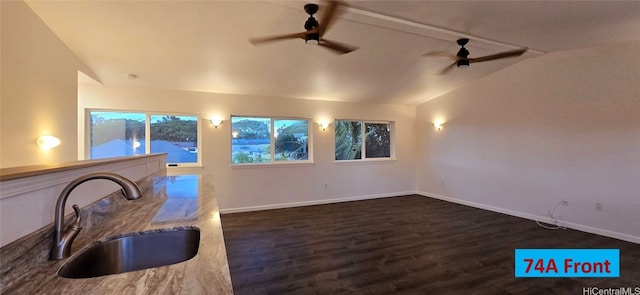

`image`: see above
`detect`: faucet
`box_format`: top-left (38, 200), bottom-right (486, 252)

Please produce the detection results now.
top-left (49, 172), bottom-right (142, 260)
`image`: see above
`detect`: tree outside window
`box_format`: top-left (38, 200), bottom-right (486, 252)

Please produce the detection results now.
top-left (150, 115), bottom-right (198, 163)
top-left (335, 120), bottom-right (392, 160)
top-left (275, 119), bottom-right (308, 161)
top-left (231, 116), bottom-right (310, 164)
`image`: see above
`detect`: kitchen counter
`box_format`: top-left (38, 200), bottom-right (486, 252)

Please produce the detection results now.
top-left (0, 174), bottom-right (234, 294)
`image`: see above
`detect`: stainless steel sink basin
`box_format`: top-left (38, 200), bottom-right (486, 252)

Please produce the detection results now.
top-left (58, 227), bottom-right (200, 279)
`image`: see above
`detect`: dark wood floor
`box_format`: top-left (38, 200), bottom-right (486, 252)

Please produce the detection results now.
top-left (220, 195), bottom-right (640, 295)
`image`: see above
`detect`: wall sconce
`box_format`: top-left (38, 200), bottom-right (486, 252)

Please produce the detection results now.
top-left (209, 118), bottom-right (223, 128)
top-left (37, 135), bottom-right (61, 149)
top-left (320, 122), bottom-right (331, 131)
top-left (433, 122), bottom-right (444, 131)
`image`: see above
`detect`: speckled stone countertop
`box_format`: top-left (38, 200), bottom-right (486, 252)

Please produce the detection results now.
top-left (0, 174), bottom-right (234, 294)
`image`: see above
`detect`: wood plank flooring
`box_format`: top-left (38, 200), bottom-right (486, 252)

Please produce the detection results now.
top-left (220, 195), bottom-right (640, 294)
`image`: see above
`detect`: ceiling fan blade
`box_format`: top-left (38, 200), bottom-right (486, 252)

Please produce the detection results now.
top-left (318, 0), bottom-right (342, 37)
top-left (422, 51), bottom-right (457, 61)
top-left (249, 31), bottom-right (308, 45)
top-left (318, 38), bottom-right (358, 54)
top-left (437, 61), bottom-right (458, 75)
top-left (469, 48), bottom-right (528, 63)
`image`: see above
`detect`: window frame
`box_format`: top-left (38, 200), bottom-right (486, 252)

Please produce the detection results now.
top-left (230, 115), bottom-right (314, 166)
top-left (334, 119), bottom-right (395, 162)
top-left (85, 109), bottom-right (202, 167)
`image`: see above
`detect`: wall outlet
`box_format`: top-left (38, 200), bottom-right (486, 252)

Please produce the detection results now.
top-left (324, 183), bottom-right (328, 190)
top-left (595, 202), bottom-right (603, 211)
top-left (561, 200), bottom-right (569, 206)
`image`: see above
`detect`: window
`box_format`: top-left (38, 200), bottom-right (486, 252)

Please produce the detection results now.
top-left (88, 110), bottom-right (200, 166)
top-left (231, 116), bottom-right (310, 164)
top-left (275, 119), bottom-right (309, 161)
top-left (89, 111), bottom-right (146, 158)
top-left (150, 115), bottom-right (198, 164)
top-left (335, 120), bottom-right (392, 161)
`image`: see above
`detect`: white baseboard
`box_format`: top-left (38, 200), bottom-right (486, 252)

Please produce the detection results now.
top-left (219, 191), bottom-right (415, 214)
top-left (417, 191), bottom-right (640, 244)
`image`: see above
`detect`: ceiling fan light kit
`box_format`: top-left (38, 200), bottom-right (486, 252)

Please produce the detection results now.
top-left (305, 33), bottom-right (320, 45)
top-left (457, 59), bottom-right (470, 68)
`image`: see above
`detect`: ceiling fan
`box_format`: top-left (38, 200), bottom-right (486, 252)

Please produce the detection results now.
top-left (424, 38), bottom-right (527, 74)
top-left (249, 0), bottom-right (358, 54)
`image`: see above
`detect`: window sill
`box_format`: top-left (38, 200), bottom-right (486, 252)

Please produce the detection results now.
top-left (166, 164), bottom-right (202, 168)
top-left (334, 158), bottom-right (396, 165)
top-left (230, 162), bottom-right (315, 169)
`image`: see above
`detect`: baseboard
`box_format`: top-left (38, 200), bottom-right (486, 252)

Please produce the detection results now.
top-left (220, 191), bottom-right (416, 214)
top-left (417, 191), bottom-right (640, 244)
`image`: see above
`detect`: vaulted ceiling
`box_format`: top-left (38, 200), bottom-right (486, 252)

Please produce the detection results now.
top-left (26, 0), bottom-right (640, 105)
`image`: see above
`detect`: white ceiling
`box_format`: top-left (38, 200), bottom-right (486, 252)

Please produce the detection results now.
top-left (26, 0), bottom-right (640, 105)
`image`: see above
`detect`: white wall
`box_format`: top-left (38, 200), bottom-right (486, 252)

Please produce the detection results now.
top-left (79, 85), bottom-right (417, 211)
top-left (416, 40), bottom-right (640, 243)
top-left (0, 1), bottom-right (92, 168)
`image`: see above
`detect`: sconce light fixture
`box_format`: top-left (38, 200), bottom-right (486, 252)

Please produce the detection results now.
top-left (37, 135), bottom-right (61, 149)
top-left (433, 122), bottom-right (444, 131)
top-left (320, 122), bottom-right (331, 131)
top-left (209, 118), bottom-right (223, 128)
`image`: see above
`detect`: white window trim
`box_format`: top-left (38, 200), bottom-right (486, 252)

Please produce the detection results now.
top-left (148, 112), bottom-right (203, 167)
top-left (334, 119), bottom-right (396, 162)
top-left (230, 115), bottom-right (314, 165)
top-left (85, 109), bottom-right (202, 167)
top-left (230, 162), bottom-right (316, 169)
top-left (334, 158), bottom-right (397, 165)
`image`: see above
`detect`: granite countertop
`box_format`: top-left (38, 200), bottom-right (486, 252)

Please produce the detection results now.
top-left (1, 174), bottom-right (234, 294)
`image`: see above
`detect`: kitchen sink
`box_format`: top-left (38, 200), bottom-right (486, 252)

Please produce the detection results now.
top-left (58, 227), bottom-right (200, 279)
